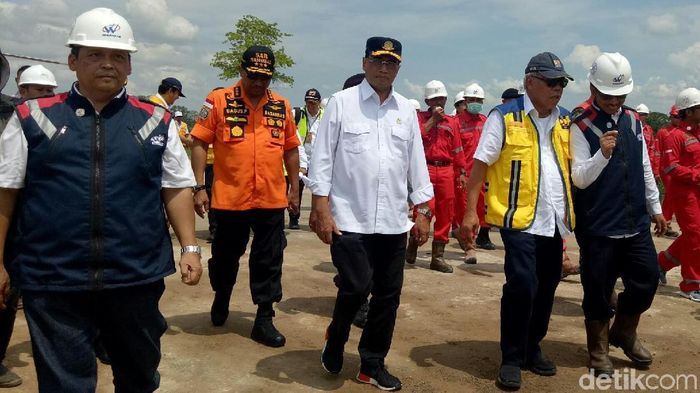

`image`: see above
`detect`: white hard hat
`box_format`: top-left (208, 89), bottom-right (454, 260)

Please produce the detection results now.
top-left (464, 83), bottom-right (485, 99)
top-left (0, 49), bottom-right (9, 91)
top-left (454, 91), bottom-right (465, 104)
top-left (587, 52), bottom-right (633, 96)
top-left (635, 104), bottom-right (650, 114)
top-left (408, 98), bottom-right (421, 110)
top-left (66, 8), bottom-right (137, 52)
top-left (424, 80), bottom-right (447, 99)
top-left (675, 87), bottom-right (700, 111)
top-left (18, 65), bottom-right (58, 87)
top-left (174, 111), bottom-right (183, 117)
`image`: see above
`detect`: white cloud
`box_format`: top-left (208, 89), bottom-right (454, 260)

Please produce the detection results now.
top-left (668, 41), bottom-right (700, 75)
top-left (126, 0), bottom-right (198, 41)
top-left (566, 44), bottom-right (601, 70)
top-left (646, 14), bottom-right (680, 35)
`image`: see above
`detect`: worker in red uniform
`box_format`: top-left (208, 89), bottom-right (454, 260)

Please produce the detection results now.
top-left (658, 88), bottom-right (700, 302)
top-left (454, 83), bottom-right (492, 264)
top-left (405, 80), bottom-right (466, 273)
top-left (657, 105), bottom-right (681, 241)
top-left (636, 104), bottom-right (660, 178)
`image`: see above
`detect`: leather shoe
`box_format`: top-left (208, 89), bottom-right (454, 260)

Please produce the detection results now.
top-left (496, 364), bottom-right (521, 390)
top-left (525, 352), bottom-right (557, 376)
top-left (251, 319), bottom-right (286, 347)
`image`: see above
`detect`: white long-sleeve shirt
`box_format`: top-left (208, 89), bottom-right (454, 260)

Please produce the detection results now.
top-left (474, 92), bottom-right (570, 238)
top-left (569, 107), bottom-right (661, 237)
top-left (307, 79), bottom-right (434, 234)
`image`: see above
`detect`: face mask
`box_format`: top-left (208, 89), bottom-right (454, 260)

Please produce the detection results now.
top-left (467, 102), bottom-right (482, 114)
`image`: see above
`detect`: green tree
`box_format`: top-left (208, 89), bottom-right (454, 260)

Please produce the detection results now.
top-left (646, 112), bottom-right (669, 133)
top-left (210, 15), bottom-right (294, 86)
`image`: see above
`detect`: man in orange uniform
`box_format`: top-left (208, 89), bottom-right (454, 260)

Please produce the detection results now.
top-left (657, 105), bottom-right (681, 241)
top-left (190, 46), bottom-right (300, 346)
top-left (658, 88), bottom-right (700, 302)
top-left (454, 83), bottom-right (492, 264)
top-left (406, 80), bottom-right (466, 273)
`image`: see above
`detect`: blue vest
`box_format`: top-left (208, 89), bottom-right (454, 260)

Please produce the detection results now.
top-left (11, 86), bottom-right (175, 291)
top-left (572, 104), bottom-right (650, 236)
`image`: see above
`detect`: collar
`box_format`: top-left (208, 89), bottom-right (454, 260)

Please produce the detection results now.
top-left (69, 82), bottom-right (128, 115)
top-left (523, 92), bottom-right (560, 119)
top-left (359, 78), bottom-right (396, 105)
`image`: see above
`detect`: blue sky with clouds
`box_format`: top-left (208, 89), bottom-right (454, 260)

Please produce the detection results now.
top-left (1, 0), bottom-right (699, 114)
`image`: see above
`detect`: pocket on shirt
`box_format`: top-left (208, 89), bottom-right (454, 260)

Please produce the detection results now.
top-left (505, 126), bottom-right (532, 159)
top-left (342, 124), bottom-right (371, 154)
top-left (390, 125), bottom-right (411, 158)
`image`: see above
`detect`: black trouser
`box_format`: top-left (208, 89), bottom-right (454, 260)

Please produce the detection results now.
top-left (204, 164), bottom-right (217, 236)
top-left (326, 232), bottom-right (406, 370)
top-left (209, 208), bottom-right (286, 305)
top-left (500, 228), bottom-right (563, 367)
top-left (576, 230), bottom-right (659, 321)
top-left (0, 287), bottom-right (19, 364)
top-left (285, 177), bottom-right (304, 223)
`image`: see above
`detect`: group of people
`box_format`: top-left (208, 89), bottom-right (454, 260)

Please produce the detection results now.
top-left (0, 6), bottom-right (697, 393)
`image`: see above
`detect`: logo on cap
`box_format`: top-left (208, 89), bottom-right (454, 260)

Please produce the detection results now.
top-left (590, 62), bottom-right (598, 75)
top-left (102, 24), bottom-right (121, 35)
top-left (553, 59), bottom-right (562, 68)
top-left (383, 41), bottom-right (394, 51)
top-left (612, 74), bottom-right (625, 84)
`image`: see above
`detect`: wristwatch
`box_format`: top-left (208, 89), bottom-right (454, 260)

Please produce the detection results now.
top-left (416, 206), bottom-right (433, 219)
top-left (181, 245), bottom-right (202, 256)
top-left (192, 184), bottom-right (206, 193)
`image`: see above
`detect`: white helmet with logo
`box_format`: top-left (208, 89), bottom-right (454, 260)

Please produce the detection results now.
top-left (454, 91), bottom-right (465, 104)
top-left (424, 80), bottom-right (447, 99)
top-left (408, 99), bottom-right (421, 110)
top-left (66, 8), bottom-right (137, 52)
top-left (464, 83), bottom-right (485, 99)
top-left (587, 52), bottom-right (633, 96)
top-left (635, 103), bottom-right (649, 114)
top-left (675, 88), bottom-right (700, 111)
top-left (18, 65), bottom-right (58, 87)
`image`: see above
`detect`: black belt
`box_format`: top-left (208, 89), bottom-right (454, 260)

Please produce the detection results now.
top-left (426, 160), bottom-right (451, 167)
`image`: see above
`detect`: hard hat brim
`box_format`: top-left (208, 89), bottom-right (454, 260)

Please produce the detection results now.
top-left (590, 80), bottom-right (634, 96)
top-left (66, 41), bottom-right (138, 53)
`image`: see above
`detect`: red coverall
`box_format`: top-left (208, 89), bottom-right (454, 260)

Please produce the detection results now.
top-left (454, 111), bottom-right (487, 229)
top-left (642, 123), bottom-right (660, 178)
top-left (658, 123), bottom-right (700, 293)
top-left (417, 110), bottom-right (466, 243)
top-left (657, 126), bottom-right (675, 220)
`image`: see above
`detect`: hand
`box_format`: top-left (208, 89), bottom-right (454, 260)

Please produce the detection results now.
top-left (312, 208), bottom-right (341, 244)
top-left (651, 214), bottom-right (667, 237)
top-left (458, 174), bottom-right (468, 190)
top-left (600, 130), bottom-right (618, 159)
top-left (287, 186), bottom-right (300, 215)
top-left (0, 265), bottom-right (9, 310)
top-left (459, 210), bottom-right (479, 245)
top-left (413, 213), bottom-right (431, 246)
top-left (430, 106), bottom-right (445, 122)
top-left (300, 168), bottom-right (308, 176)
top-left (179, 252), bottom-right (203, 285)
top-left (193, 189), bottom-right (209, 218)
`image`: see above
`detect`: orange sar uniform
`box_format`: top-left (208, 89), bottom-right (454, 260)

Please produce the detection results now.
top-left (190, 81), bottom-right (299, 306)
top-left (454, 111), bottom-right (487, 228)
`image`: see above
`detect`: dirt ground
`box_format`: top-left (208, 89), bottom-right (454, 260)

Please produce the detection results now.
top-left (5, 191), bottom-right (700, 392)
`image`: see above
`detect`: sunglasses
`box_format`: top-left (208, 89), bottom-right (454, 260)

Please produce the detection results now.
top-left (531, 74), bottom-right (568, 88)
top-left (367, 57), bottom-right (401, 70)
top-left (246, 72), bottom-right (272, 81)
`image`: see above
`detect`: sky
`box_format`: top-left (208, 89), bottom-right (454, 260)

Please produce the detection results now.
top-left (1, 0), bottom-right (699, 115)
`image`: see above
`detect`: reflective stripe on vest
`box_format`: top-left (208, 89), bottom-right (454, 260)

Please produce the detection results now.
top-left (138, 106), bottom-right (166, 141)
top-left (27, 99), bottom-right (58, 139)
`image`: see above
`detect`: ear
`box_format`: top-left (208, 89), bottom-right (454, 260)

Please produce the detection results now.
top-left (68, 54), bottom-right (78, 72)
top-left (361, 57), bottom-right (368, 73)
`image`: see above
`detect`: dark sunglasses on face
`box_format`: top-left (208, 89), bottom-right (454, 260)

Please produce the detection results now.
top-left (532, 74), bottom-right (568, 88)
top-left (247, 72), bottom-right (272, 81)
top-left (367, 57), bottom-right (400, 69)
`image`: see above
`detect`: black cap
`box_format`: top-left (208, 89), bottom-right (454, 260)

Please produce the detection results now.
top-left (365, 37), bottom-right (402, 61)
top-left (525, 52), bottom-right (573, 80)
top-left (161, 77), bottom-right (185, 97)
top-left (501, 88), bottom-right (522, 100)
top-left (242, 45), bottom-right (275, 77)
top-left (304, 88), bottom-right (321, 102)
top-left (343, 73), bottom-right (365, 90)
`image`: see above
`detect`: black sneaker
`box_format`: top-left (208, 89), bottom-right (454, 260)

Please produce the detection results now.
top-left (357, 365), bottom-right (402, 391)
top-left (496, 364), bottom-right (521, 390)
top-left (353, 300), bottom-right (369, 328)
top-left (475, 236), bottom-right (496, 250)
top-left (525, 352), bottom-right (556, 376)
top-left (289, 218), bottom-right (300, 230)
top-left (321, 327), bottom-right (343, 374)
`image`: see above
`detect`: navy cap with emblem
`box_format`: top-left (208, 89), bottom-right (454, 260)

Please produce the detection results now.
top-left (304, 88), bottom-right (321, 102)
top-left (365, 37), bottom-right (402, 61)
top-left (525, 52), bottom-right (573, 80)
top-left (242, 46), bottom-right (275, 77)
top-left (161, 77), bottom-right (186, 97)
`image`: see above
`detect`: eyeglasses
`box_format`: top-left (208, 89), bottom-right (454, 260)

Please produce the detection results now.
top-left (531, 74), bottom-right (568, 88)
top-left (367, 57), bottom-right (400, 70)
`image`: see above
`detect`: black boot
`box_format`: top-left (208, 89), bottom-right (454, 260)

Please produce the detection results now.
top-left (475, 227), bottom-right (496, 250)
top-left (251, 304), bottom-right (286, 347)
top-left (210, 289), bottom-right (232, 326)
